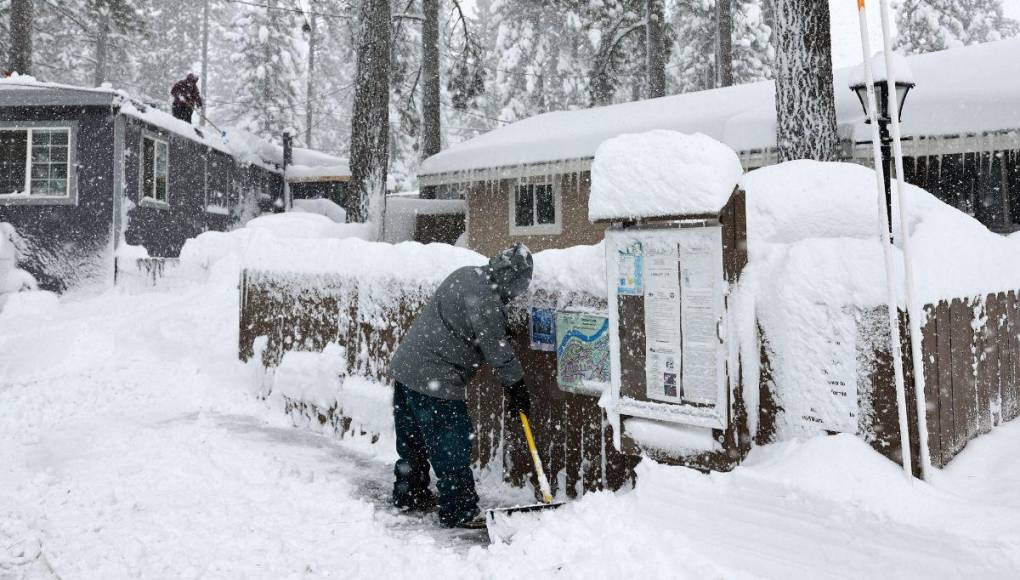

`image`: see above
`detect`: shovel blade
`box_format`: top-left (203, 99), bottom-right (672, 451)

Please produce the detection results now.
top-left (485, 502), bottom-right (566, 544)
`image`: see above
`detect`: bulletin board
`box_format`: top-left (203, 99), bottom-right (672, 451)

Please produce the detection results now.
top-left (605, 224), bottom-right (729, 430)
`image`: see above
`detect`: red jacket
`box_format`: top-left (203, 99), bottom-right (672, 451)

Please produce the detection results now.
top-left (171, 77), bottom-right (203, 108)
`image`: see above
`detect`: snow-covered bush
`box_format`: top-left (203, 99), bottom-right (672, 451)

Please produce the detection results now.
top-left (0, 223), bottom-right (39, 308)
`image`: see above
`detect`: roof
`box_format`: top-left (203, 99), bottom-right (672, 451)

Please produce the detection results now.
top-left (419, 38), bottom-right (1020, 179)
top-left (0, 76), bottom-right (285, 170)
top-left (287, 147), bottom-right (351, 183)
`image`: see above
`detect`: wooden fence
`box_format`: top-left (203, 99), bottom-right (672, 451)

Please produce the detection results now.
top-left (913, 292), bottom-right (1020, 468)
top-left (239, 270), bottom-right (639, 498)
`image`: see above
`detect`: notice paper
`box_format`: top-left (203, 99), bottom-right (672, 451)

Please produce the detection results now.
top-left (679, 245), bottom-right (719, 405)
top-left (617, 241), bottom-right (644, 296)
top-left (644, 243), bottom-right (683, 403)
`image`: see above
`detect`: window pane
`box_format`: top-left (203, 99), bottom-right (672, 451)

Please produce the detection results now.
top-left (31, 179), bottom-right (50, 196)
top-left (0, 131), bottom-right (28, 194)
top-left (142, 138), bottom-right (155, 197)
top-left (33, 131), bottom-right (50, 146)
top-left (50, 163), bottom-right (67, 179)
top-left (31, 163), bottom-right (49, 180)
top-left (515, 184), bottom-right (534, 227)
top-left (50, 179), bottom-right (67, 195)
top-left (536, 184), bottom-right (556, 225)
top-left (156, 176), bottom-right (168, 202)
top-left (51, 146), bottom-right (68, 163)
top-left (48, 130), bottom-right (68, 146)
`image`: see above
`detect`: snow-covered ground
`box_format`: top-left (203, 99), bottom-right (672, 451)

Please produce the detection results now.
top-left (2, 268), bottom-right (1020, 579)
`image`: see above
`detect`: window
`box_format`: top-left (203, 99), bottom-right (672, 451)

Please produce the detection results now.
top-left (510, 182), bottom-right (560, 235)
top-left (140, 135), bottom-right (169, 204)
top-left (0, 127), bottom-right (72, 199)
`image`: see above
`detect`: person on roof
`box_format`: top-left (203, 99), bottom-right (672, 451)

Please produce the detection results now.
top-left (171, 73), bottom-right (203, 123)
top-left (386, 243), bottom-right (534, 529)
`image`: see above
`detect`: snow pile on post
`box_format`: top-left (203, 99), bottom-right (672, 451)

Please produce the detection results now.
top-left (588, 131), bottom-right (743, 222)
top-left (848, 50), bottom-right (915, 87)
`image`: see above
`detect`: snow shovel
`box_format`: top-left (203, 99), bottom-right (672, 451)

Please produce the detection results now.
top-left (485, 410), bottom-right (565, 542)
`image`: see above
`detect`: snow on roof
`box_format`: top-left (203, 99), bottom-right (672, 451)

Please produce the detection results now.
top-left (420, 38), bottom-right (1020, 178)
top-left (589, 131), bottom-right (744, 221)
top-left (287, 147), bottom-right (351, 181)
top-left (0, 75), bottom-right (286, 170)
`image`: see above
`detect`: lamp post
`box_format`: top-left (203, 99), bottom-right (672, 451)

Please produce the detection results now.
top-left (851, 77), bottom-right (914, 240)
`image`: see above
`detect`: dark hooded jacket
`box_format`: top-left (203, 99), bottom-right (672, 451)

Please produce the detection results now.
top-left (387, 245), bottom-right (533, 400)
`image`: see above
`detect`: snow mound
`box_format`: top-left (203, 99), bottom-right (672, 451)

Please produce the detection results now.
top-left (589, 131), bottom-right (744, 222)
top-left (291, 198), bottom-right (347, 223)
top-left (243, 212), bottom-right (371, 240)
top-left (740, 160), bottom-right (1020, 303)
top-left (272, 343), bottom-right (346, 410)
top-left (531, 242), bottom-right (606, 298)
top-left (0, 290), bottom-right (58, 321)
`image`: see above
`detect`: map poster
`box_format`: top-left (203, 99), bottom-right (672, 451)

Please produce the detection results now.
top-left (555, 310), bottom-right (611, 395)
top-left (644, 243), bottom-right (684, 403)
top-left (617, 241), bottom-right (644, 296)
top-left (529, 305), bottom-right (556, 351)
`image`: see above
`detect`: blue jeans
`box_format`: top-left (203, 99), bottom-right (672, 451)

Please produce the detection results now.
top-left (392, 382), bottom-right (479, 526)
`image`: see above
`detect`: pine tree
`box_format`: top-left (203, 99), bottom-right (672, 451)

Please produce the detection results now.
top-left (350, 0), bottom-right (390, 229)
top-left (896, 0), bottom-right (1020, 55)
top-left (772, 0), bottom-right (839, 162)
top-left (8, 0), bottom-right (32, 75)
top-left (670, 0), bottom-right (773, 94)
top-left (226, 0), bottom-right (304, 139)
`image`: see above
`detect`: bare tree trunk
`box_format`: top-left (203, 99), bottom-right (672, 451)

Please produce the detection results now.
top-left (349, 0), bottom-right (390, 235)
top-left (201, 0), bottom-right (209, 125)
top-left (716, 0), bottom-right (733, 87)
top-left (645, 0), bottom-right (666, 98)
top-left (94, 9), bottom-right (111, 86)
top-left (773, 0), bottom-right (839, 162)
top-left (305, 10), bottom-right (317, 148)
top-left (9, 0), bottom-right (33, 75)
top-left (420, 0), bottom-right (441, 199)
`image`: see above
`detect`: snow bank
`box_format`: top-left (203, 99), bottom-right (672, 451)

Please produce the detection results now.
top-left (291, 198), bottom-right (347, 223)
top-left (244, 212), bottom-right (370, 239)
top-left (589, 131), bottom-right (744, 221)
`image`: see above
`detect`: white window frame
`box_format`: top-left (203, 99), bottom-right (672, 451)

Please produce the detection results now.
top-left (508, 179), bottom-right (562, 236)
top-left (0, 123), bottom-right (77, 205)
top-left (139, 133), bottom-right (170, 208)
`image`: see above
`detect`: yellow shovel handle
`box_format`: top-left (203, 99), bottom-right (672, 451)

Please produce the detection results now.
top-left (519, 411), bottom-right (554, 504)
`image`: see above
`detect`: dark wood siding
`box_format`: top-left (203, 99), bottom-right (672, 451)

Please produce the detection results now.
top-left (0, 106), bottom-right (115, 291)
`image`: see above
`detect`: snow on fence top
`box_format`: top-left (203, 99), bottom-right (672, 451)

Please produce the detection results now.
top-left (419, 38), bottom-right (1020, 179)
top-left (588, 131), bottom-right (744, 221)
top-left (0, 76), bottom-right (284, 169)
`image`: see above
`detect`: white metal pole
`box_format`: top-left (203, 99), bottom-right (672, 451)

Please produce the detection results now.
top-left (854, 0), bottom-right (913, 479)
top-left (200, 0), bottom-right (210, 127)
top-left (878, 0), bottom-right (931, 480)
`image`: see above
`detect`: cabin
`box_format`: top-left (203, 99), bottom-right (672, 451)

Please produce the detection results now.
top-left (0, 78), bottom-right (287, 292)
top-left (417, 38), bottom-right (1020, 257)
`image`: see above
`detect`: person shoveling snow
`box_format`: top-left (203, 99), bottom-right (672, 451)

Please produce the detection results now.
top-left (386, 243), bottom-right (535, 529)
